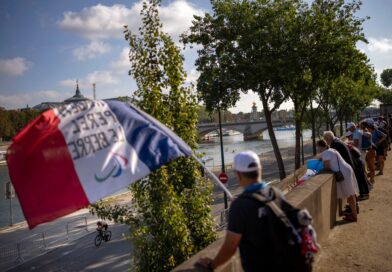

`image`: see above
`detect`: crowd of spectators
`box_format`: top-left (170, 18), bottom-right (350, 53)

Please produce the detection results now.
top-left (316, 114), bottom-right (391, 222)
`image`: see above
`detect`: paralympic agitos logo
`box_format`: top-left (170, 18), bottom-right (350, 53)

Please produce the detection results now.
top-left (94, 152), bottom-right (129, 182)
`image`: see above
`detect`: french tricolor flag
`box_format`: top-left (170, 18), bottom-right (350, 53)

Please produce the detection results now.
top-left (7, 100), bottom-right (193, 229)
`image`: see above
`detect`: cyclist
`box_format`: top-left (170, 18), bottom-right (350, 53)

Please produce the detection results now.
top-left (96, 221), bottom-right (108, 234)
top-left (94, 221), bottom-right (111, 246)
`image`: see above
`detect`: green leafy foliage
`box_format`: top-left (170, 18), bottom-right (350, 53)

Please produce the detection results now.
top-left (377, 86), bottom-right (392, 104)
top-left (182, 0), bottom-right (308, 179)
top-left (283, 0), bottom-right (371, 168)
top-left (90, 1), bottom-right (216, 271)
top-left (315, 51), bottom-right (377, 135)
top-left (380, 68), bottom-right (392, 88)
top-left (0, 108), bottom-right (41, 140)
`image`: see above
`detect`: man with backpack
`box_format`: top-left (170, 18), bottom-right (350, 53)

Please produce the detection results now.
top-left (196, 151), bottom-right (318, 271)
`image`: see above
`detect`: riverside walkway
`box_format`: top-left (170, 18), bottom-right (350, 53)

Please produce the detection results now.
top-left (314, 156), bottom-right (392, 271)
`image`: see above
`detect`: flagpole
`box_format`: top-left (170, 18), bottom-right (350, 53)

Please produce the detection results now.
top-left (191, 154), bottom-right (234, 201)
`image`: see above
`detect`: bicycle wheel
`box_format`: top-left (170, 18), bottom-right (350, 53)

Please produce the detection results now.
top-left (95, 234), bottom-right (102, 247)
top-left (105, 231), bottom-right (112, 242)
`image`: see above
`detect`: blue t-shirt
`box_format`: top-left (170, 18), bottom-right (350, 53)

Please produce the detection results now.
top-left (372, 129), bottom-right (384, 144)
top-left (352, 129), bottom-right (362, 147)
top-left (361, 132), bottom-right (372, 150)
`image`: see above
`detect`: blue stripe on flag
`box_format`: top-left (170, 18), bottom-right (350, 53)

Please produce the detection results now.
top-left (104, 100), bottom-right (191, 171)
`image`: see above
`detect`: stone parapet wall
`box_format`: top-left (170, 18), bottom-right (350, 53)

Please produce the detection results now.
top-left (174, 173), bottom-right (337, 271)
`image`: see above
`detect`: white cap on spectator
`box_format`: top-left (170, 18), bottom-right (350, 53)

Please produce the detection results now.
top-left (346, 122), bottom-right (356, 130)
top-left (233, 151), bottom-right (261, 173)
top-left (345, 131), bottom-right (353, 137)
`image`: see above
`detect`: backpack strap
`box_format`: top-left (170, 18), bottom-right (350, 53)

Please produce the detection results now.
top-left (245, 187), bottom-right (302, 244)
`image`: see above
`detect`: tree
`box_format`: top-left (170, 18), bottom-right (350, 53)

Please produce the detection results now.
top-left (377, 86), bottom-right (392, 104)
top-left (378, 68), bottom-right (392, 104)
top-left (380, 68), bottom-right (392, 88)
top-left (90, 1), bottom-right (216, 271)
top-left (303, 102), bottom-right (326, 155)
top-left (183, 0), bottom-right (305, 179)
top-left (0, 108), bottom-right (12, 140)
top-left (284, 0), bottom-right (369, 168)
top-left (0, 108), bottom-right (41, 140)
top-left (315, 51), bottom-right (376, 137)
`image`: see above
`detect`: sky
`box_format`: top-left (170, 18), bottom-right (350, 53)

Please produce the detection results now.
top-left (0, 0), bottom-right (391, 113)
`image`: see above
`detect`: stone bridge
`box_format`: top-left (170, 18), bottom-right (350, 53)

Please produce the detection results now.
top-left (197, 119), bottom-right (294, 141)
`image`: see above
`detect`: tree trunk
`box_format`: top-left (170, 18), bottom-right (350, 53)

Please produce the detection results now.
top-left (339, 119), bottom-right (343, 137)
top-left (295, 116), bottom-right (302, 169)
top-left (261, 98), bottom-right (286, 180)
top-left (329, 120), bottom-right (335, 135)
top-left (316, 121), bottom-right (323, 141)
top-left (310, 103), bottom-right (316, 156)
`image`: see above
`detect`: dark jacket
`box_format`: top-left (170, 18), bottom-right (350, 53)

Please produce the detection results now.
top-left (331, 138), bottom-right (354, 168)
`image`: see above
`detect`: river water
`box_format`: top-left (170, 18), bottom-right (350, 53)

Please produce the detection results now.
top-left (198, 129), bottom-right (312, 169)
top-left (0, 129), bottom-right (311, 228)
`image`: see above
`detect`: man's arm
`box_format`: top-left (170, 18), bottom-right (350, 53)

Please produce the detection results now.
top-left (197, 231), bottom-right (242, 270)
top-left (377, 131), bottom-right (387, 144)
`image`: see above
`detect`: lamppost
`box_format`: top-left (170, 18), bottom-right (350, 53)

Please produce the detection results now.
top-left (5, 181), bottom-right (14, 226)
top-left (218, 106), bottom-right (228, 209)
top-left (211, 79), bottom-right (229, 210)
top-left (301, 129), bottom-right (304, 165)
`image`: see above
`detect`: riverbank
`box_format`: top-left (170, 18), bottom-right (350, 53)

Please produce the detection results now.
top-left (209, 140), bottom-right (315, 220)
top-left (210, 140), bottom-right (314, 181)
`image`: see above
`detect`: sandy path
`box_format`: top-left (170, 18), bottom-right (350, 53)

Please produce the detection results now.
top-left (314, 154), bottom-right (392, 272)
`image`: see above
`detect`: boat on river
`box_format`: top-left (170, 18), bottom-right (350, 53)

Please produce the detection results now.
top-left (274, 125), bottom-right (295, 131)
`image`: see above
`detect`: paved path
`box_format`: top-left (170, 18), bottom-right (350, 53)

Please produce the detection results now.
top-left (0, 193), bottom-right (133, 272)
top-left (7, 224), bottom-right (132, 272)
top-left (314, 155), bottom-right (392, 272)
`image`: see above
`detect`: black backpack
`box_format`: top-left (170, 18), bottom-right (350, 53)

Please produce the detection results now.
top-left (241, 186), bottom-right (319, 272)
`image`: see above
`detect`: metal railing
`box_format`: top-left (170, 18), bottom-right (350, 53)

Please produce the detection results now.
top-left (0, 215), bottom-right (90, 271)
top-left (66, 216), bottom-right (89, 240)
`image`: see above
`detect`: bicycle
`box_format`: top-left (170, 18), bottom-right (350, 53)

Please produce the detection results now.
top-left (94, 229), bottom-right (112, 247)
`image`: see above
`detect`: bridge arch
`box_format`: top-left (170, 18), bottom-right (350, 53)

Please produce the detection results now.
top-left (197, 119), bottom-right (294, 141)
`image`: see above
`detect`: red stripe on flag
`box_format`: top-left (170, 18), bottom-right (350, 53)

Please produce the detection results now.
top-left (7, 109), bottom-right (89, 229)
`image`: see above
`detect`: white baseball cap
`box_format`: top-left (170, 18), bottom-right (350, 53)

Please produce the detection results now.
top-left (346, 122), bottom-right (356, 130)
top-left (232, 151), bottom-right (261, 172)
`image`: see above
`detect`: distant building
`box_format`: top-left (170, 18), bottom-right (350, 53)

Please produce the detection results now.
top-left (33, 81), bottom-right (90, 111)
top-left (250, 102), bottom-right (259, 120)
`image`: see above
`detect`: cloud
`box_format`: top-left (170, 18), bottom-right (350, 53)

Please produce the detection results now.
top-left (186, 68), bottom-right (199, 84)
top-left (58, 4), bottom-right (139, 40)
top-left (0, 90), bottom-right (72, 109)
top-left (159, 0), bottom-right (203, 40)
top-left (0, 57), bottom-right (32, 76)
top-left (58, 1), bottom-right (203, 41)
top-left (37, 90), bottom-right (67, 100)
top-left (367, 37), bottom-right (392, 53)
top-left (111, 47), bottom-right (130, 74)
top-left (73, 41), bottom-right (111, 60)
top-left (60, 70), bottom-right (119, 90)
top-left (86, 71), bottom-right (119, 85)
